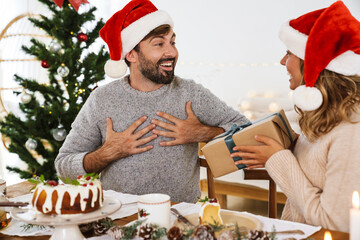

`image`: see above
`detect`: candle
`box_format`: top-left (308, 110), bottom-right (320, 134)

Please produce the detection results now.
top-left (350, 191), bottom-right (360, 240)
top-left (324, 231), bottom-right (332, 240)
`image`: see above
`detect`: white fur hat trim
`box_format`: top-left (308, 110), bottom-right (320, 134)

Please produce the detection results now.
top-left (121, 10), bottom-right (174, 59)
top-left (279, 21), bottom-right (360, 76)
top-left (104, 60), bottom-right (127, 79)
top-left (293, 85), bottom-right (323, 111)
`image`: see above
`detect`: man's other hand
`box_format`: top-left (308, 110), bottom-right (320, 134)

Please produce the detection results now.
top-left (151, 101), bottom-right (224, 146)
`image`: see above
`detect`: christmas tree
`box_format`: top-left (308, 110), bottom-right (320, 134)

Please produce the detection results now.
top-left (0, 0), bottom-right (109, 180)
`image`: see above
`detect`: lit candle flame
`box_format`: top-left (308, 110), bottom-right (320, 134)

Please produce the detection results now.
top-left (353, 191), bottom-right (360, 209)
top-left (324, 231), bottom-right (332, 240)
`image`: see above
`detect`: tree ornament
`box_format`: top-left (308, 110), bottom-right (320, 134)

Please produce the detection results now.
top-left (25, 138), bottom-right (37, 151)
top-left (52, 124), bottom-right (67, 141)
top-left (49, 40), bottom-right (61, 53)
top-left (20, 92), bottom-right (32, 104)
top-left (41, 60), bottom-right (50, 68)
top-left (77, 32), bottom-right (88, 42)
top-left (57, 63), bottom-right (70, 77)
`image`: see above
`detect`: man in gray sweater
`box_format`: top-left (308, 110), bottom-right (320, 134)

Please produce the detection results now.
top-left (55, 0), bottom-right (249, 203)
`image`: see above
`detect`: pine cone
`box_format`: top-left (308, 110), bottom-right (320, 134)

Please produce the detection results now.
top-left (217, 229), bottom-right (235, 240)
top-left (79, 217), bottom-right (114, 237)
top-left (167, 226), bottom-right (183, 240)
top-left (139, 224), bottom-right (153, 240)
top-left (93, 220), bottom-right (109, 235)
top-left (248, 230), bottom-right (270, 240)
top-left (79, 222), bottom-right (93, 234)
top-left (190, 225), bottom-right (215, 240)
top-left (107, 225), bottom-right (125, 240)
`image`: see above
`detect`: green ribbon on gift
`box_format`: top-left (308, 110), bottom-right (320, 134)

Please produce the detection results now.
top-left (212, 112), bottom-right (294, 170)
top-left (211, 122), bottom-right (252, 170)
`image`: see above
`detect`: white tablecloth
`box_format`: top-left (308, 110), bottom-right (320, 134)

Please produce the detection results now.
top-left (1, 190), bottom-right (139, 237)
top-left (1, 191), bottom-right (321, 240)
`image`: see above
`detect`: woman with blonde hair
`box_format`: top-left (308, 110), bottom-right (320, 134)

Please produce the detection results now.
top-left (232, 1), bottom-right (360, 232)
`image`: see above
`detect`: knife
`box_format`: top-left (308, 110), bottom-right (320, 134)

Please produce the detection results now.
top-left (0, 201), bottom-right (29, 207)
top-left (170, 208), bottom-right (195, 227)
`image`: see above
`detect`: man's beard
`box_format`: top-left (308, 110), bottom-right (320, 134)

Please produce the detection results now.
top-left (138, 51), bottom-right (176, 85)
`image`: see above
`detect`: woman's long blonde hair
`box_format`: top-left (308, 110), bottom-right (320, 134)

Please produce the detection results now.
top-left (296, 60), bottom-right (360, 141)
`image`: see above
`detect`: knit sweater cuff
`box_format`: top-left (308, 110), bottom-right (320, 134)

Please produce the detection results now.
top-left (57, 152), bottom-right (88, 179)
top-left (74, 152), bottom-right (88, 175)
top-left (265, 149), bottom-right (298, 197)
top-left (266, 149), bottom-right (293, 169)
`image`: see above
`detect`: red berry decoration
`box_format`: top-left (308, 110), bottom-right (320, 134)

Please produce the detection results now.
top-left (77, 175), bottom-right (82, 179)
top-left (47, 180), bottom-right (58, 186)
top-left (89, 182), bottom-right (94, 186)
top-left (41, 60), bottom-right (50, 68)
top-left (85, 176), bottom-right (91, 180)
top-left (139, 209), bottom-right (149, 217)
top-left (82, 183), bottom-right (87, 187)
top-left (209, 198), bottom-right (218, 203)
top-left (77, 33), bottom-right (88, 42)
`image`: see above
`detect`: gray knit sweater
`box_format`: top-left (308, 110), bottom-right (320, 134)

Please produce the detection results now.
top-left (55, 76), bottom-right (249, 202)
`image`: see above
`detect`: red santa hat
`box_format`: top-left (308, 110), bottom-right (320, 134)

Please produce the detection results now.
top-left (99, 0), bottom-right (174, 78)
top-left (279, 1), bottom-right (360, 111)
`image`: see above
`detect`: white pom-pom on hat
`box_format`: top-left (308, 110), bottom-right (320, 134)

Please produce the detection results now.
top-left (104, 60), bottom-right (127, 79)
top-left (293, 85), bottom-right (323, 111)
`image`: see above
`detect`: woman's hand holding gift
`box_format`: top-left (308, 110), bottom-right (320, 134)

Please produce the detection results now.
top-left (231, 135), bottom-right (284, 169)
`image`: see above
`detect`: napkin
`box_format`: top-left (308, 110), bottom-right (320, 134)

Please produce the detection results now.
top-left (0, 190), bottom-right (139, 237)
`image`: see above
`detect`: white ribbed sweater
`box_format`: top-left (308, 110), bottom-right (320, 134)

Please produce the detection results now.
top-left (266, 111), bottom-right (360, 233)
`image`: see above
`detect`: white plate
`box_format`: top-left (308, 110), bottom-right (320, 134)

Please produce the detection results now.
top-left (174, 210), bottom-right (262, 230)
top-left (11, 196), bottom-right (121, 226)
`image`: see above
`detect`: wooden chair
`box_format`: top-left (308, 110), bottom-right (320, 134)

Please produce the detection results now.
top-left (199, 156), bottom-right (285, 218)
top-left (243, 168), bottom-right (279, 218)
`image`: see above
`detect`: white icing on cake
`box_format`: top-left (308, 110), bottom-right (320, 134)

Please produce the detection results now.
top-left (32, 178), bottom-right (103, 214)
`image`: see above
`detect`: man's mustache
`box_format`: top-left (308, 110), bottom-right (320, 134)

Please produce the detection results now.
top-left (157, 58), bottom-right (176, 65)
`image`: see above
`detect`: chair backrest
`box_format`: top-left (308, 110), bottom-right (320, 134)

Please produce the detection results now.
top-left (199, 156), bottom-right (215, 199)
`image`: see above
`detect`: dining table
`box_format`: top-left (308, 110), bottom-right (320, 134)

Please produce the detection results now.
top-left (0, 181), bottom-right (350, 240)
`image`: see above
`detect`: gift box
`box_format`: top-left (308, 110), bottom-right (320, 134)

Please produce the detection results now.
top-left (201, 109), bottom-right (298, 178)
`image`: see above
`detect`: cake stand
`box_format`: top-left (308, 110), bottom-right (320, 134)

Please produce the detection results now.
top-left (11, 196), bottom-right (121, 240)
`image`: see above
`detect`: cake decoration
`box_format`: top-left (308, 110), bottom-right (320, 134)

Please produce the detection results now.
top-left (29, 173), bottom-right (103, 215)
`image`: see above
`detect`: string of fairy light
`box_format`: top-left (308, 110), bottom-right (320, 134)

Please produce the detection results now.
top-left (178, 61), bottom-right (282, 68)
